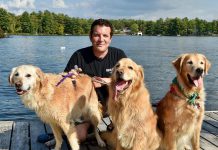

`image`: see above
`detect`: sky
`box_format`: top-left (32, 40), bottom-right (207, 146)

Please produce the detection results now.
top-left (0, 0), bottom-right (218, 21)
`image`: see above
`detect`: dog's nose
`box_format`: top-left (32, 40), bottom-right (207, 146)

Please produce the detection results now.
top-left (117, 70), bottom-right (123, 75)
top-left (15, 81), bottom-right (22, 88)
top-left (116, 70), bottom-right (123, 77)
top-left (196, 68), bottom-right (203, 75)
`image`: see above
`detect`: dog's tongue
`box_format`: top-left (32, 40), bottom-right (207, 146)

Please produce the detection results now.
top-left (113, 81), bottom-right (128, 101)
top-left (115, 80), bottom-right (128, 91)
top-left (16, 89), bottom-right (26, 95)
top-left (193, 77), bottom-right (203, 87)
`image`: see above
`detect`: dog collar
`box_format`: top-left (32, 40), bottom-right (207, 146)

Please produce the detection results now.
top-left (171, 77), bottom-right (200, 107)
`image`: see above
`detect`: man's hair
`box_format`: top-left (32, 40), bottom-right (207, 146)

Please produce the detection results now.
top-left (90, 19), bottom-right (114, 37)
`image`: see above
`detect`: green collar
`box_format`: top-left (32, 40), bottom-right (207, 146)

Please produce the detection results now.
top-left (172, 77), bottom-right (199, 106)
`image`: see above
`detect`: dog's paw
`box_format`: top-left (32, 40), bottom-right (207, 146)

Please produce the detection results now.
top-left (184, 145), bottom-right (191, 150)
top-left (118, 132), bottom-right (135, 149)
top-left (45, 139), bottom-right (56, 147)
top-left (97, 138), bottom-right (106, 147)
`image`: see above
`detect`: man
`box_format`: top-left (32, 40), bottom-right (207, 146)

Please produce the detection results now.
top-left (64, 18), bottom-right (126, 141)
top-left (38, 19), bottom-right (126, 144)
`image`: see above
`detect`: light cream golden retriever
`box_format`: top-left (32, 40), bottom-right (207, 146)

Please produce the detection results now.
top-left (8, 65), bottom-right (105, 150)
top-left (156, 53), bottom-right (211, 150)
top-left (107, 58), bottom-right (162, 150)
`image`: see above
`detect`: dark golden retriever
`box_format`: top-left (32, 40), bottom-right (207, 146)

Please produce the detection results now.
top-left (107, 58), bottom-right (161, 150)
top-left (9, 65), bottom-right (105, 150)
top-left (157, 53), bottom-right (211, 150)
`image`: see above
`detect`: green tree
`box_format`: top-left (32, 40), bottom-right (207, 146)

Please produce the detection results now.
top-left (53, 13), bottom-right (66, 35)
top-left (0, 8), bottom-right (10, 32)
top-left (145, 21), bottom-right (155, 35)
top-left (30, 12), bottom-right (39, 34)
top-left (111, 19), bottom-right (125, 33)
top-left (211, 20), bottom-right (218, 34)
top-left (20, 11), bottom-right (32, 33)
top-left (41, 10), bottom-right (56, 34)
top-left (72, 18), bottom-right (84, 35)
top-left (130, 23), bottom-right (139, 34)
top-left (187, 19), bottom-right (195, 35)
top-left (56, 24), bottom-right (64, 35)
top-left (64, 16), bottom-right (73, 34)
top-left (167, 18), bottom-right (181, 36)
top-left (8, 13), bottom-right (16, 33)
top-left (195, 18), bottom-right (207, 35)
top-left (37, 11), bottom-right (43, 34)
top-left (155, 18), bottom-right (165, 35)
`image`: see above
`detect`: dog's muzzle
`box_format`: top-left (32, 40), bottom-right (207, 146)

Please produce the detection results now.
top-left (196, 68), bottom-right (203, 76)
top-left (15, 81), bottom-right (29, 95)
top-left (187, 67), bottom-right (204, 88)
top-left (114, 70), bottom-right (132, 93)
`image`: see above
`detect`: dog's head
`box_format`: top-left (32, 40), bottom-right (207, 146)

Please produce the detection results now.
top-left (111, 58), bottom-right (144, 98)
top-left (172, 53), bottom-right (211, 89)
top-left (8, 65), bottom-right (45, 96)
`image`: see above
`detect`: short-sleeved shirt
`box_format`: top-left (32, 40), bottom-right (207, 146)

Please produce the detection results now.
top-left (64, 46), bottom-right (127, 107)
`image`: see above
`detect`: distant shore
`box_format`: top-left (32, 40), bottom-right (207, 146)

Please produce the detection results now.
top-left (3, 33), bottom-right (218, 37)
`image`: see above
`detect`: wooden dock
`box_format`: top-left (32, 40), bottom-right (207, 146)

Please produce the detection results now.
top-left (0, 111), bottom-right (218, 150)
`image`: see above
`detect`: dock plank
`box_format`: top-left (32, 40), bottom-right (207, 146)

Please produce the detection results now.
top-left (29, 120), bottom-right (49, 150)
top-left (200, 138), bottom-right (218, 150)
top-left (201, 129), bottom-right (218, 147)
top-left (205, 112), bottom-right (218, 126)
top-left (0, 121), bottom-right (13, 150)
top-left (11, 122), bottom-right (29, 150)
top-left (202, 120), bottom-right (218, 136)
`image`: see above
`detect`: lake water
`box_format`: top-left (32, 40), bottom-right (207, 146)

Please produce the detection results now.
top-left (0, 35), bottom-right (218, 120)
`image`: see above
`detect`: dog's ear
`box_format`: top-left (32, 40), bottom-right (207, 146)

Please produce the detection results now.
top-left (138, 65), bottom-right (144, 80)
top-left (203, 55), bottom-right (211, 75)
top-left (172, 54), bottom-right (188, 73)
top-left (8, 67), bottom-right (17, 85)
top-left (36, 67), bottom-right (44, 79)
top-left (35, 67), bottom-right (46, 88)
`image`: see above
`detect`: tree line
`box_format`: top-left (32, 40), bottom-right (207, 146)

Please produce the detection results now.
top-left (1, 8), bottom-right (218, 37)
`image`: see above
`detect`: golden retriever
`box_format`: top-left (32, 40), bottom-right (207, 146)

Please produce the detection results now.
top-left (8, 65), bottom-right (105, 150)
top-left (156, 53), bottom-right (211, 150)
top-left (107, 58), bottom-right (162, 150)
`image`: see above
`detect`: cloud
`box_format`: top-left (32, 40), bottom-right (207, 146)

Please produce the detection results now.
top-left (53, 0), bottom-right (67, 8)
top-left (0, 3), bottom-right (8, 9)
top-left (72, 1), bottom-right (92, 9)
top-left (8, 0), bottom-right (35, 9)
top-left (78, 0), bottom-right (218, 21)
top-left (67, 0), bottom-right (176, 19)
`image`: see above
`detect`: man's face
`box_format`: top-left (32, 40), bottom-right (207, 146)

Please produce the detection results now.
top-left (90, 25), bottom-right (112, 54)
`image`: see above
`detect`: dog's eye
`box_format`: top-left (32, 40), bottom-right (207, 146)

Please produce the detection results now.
top-left (200, 61), bottom-right (204, 65)
top-left (15, 72), bottom-right (19, 76)
top-left (26, 74), bottom-right (31, 78)
top-left (187, 61), bottom-right (193, 65)
top-left (116, 64), bottom-right (120, 68)
top-left (128, 66), bottom-right (133, 70)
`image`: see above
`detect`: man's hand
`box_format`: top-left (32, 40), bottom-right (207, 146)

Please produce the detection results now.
top-left (92, 77), bottom-right (111, 88)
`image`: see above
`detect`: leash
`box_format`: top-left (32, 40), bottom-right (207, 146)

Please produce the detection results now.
top-left (92, 76), bottom-right (109, 85)
top-left (56, 72), bottom-right (74, 87)
top-left (56, 65), bottom-right (81, 87)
